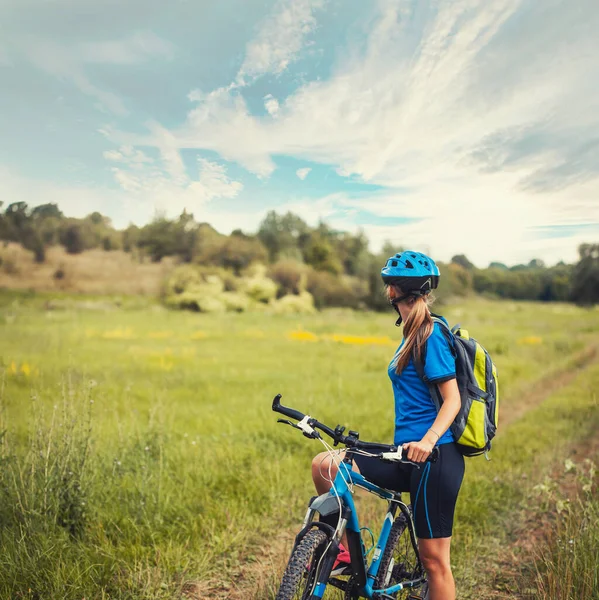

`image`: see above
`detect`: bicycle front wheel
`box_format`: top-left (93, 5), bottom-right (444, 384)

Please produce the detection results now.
top-left (275, 529), bottom-right (331, 600)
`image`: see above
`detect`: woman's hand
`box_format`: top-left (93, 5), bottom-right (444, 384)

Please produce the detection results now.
top-left (403, 438), bottom-right (435, 463)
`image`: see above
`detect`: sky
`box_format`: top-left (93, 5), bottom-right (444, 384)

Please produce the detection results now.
top-left (1, 0), bottom-right (598, 267)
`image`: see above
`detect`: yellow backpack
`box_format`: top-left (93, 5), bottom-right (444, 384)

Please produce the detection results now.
top-left (415, 316), bottom-right (499, 457)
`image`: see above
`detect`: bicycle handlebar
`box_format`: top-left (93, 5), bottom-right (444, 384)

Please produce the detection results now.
top-left (272, 393), bottom-right (439, 462)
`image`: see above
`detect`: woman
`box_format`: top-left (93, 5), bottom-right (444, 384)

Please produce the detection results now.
top-left (311, 250), bottom-right (464, 600)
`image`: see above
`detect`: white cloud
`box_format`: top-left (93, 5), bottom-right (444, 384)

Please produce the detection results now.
top-left (107, 142), bottom-right (243, 218)
top-left (190, 159), bottom-right (244, 201)
top-left (296, 167), bottom-right (311, 180)
top-left (236, 0), bottom-right (324, 85)
top-left (264, 94), bottom-right (280, 116)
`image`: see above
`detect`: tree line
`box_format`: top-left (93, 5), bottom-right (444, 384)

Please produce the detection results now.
top-left (0, 201), bottom-right (597, 306)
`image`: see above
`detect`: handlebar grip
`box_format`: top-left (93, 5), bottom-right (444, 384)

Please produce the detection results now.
top-left (401, 446), bottom-right (440, 463)
top-left (272, 394), bottom-right (306, 422)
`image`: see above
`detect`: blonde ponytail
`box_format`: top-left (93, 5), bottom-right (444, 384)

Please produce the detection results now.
top-left (393, 295), bottom-right (434, 375)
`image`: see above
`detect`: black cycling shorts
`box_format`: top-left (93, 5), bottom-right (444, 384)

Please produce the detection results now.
top-left (351, 443), bottom-right (465, 539)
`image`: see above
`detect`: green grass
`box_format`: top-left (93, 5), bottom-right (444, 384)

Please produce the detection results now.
top-left (530, 461), bottom-right (599, 600)
top-left (0, 291), bottom-right (598, 599)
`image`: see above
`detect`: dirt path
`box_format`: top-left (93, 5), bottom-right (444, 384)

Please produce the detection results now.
top-left (499, 343), bottom-right (598, 428)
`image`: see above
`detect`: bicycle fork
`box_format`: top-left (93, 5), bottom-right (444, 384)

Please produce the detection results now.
top-left (309, 505), bottom-right (351, 599)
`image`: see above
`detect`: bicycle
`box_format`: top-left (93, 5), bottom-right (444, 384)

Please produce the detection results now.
top-left (272, 394), bottom-right (435, 600)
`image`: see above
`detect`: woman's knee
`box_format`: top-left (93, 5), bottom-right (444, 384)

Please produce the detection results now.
top-left (311, 451), bottom-right (342, 483)
top-left (420, 554), bottom-right (448, 576)
top-left (311, 452), bottom-right (331, 481)
top-left (419, 540), bottom-right (451, 575)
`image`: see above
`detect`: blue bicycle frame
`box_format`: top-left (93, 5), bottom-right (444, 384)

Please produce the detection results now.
top-left (301, 457), bottom-right (425, 599)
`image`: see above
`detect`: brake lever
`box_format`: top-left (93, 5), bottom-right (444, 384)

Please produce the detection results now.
top-left (277, 418), bottom-right (300, 428)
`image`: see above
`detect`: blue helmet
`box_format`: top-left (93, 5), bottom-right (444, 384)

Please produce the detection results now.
top-left (381, 250), bottom-right (440, 294)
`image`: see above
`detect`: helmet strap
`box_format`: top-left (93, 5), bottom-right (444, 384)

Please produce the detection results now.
top-left (390, 290), bottom-right (429, 327)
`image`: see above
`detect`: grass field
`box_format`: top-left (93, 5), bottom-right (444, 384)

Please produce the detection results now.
top-left (0, 291), bottom-right (598, 599)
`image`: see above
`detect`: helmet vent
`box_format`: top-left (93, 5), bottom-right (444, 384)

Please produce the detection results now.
top-left (410, 253), bottom-right (417, 258)
top-left (391, 260), bottom-right (398, 267)
top-left (405, 259), bottom-right (414, 269)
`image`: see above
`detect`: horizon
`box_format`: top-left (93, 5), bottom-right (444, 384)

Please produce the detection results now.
top-left (1, 0), bottom-right (598, 268)
top-left (1, 200), bottom-right (582, 270)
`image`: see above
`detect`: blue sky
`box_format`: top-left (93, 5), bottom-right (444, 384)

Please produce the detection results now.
top-left (1, 0), bottom-right (598, 266)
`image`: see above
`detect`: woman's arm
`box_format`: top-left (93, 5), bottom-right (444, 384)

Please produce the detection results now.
top-left (403, 378), bottom-right (461, 463)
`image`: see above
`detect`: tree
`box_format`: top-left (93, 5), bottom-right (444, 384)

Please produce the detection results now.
top-left (571, 244), bottom-right (599, 305)
top-left (2, 202), bottom-right (46, 262)
top-left (528, 258), bottom-right (546, 269)
top-left (61, 224), bottom-right (86, 254)
top-left (201, 232), bottom-right (268, 275)
top-left (302, 233), bottom-right (343, 275)
top-left (122, 225), bottom-right (140, 253)
top-left (337, 230), bottom-right (370, 278)
top-left (257, 211), bottom-right (309, 262)
top-left (137, 217), bottom-right (180, 262)
top-left (32, 204), bottom-right (64, 246)
top-left (451, 254), bottom-right (475, 270)
top-left (31, 203), bottom-right (63, 220)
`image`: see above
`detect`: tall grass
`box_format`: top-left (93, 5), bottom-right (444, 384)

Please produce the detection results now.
top-left (530, 459), bottom-right (599, 600)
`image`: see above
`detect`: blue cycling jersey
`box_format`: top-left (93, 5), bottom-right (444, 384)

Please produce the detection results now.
top-left (389, 321), bottom-right (456, 446)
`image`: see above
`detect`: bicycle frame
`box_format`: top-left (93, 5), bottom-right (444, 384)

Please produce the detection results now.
top-left (302, 456), bottom-right (426, 599)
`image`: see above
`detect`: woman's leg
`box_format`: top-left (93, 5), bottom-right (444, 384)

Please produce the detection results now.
top-left (311, 450), bottom-right (349, 494)
top-left (418, 537), bottom-right (454, 600)
top-left (408, 445), bottom-right (464, 599)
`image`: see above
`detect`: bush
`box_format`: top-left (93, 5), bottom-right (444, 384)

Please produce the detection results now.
top-left (163, 265), bottom-right (266, 313)
top-left (240, 264), bottom-right (277, 304)
top-left (1, 250), bottom-right (20, 275)
top-left (306, 269), bottom-right (366, 309)
top-left (163, 265), bottom-right (203, 296)
top-left (221, 292), bottom-right (251, 312)
top-left (271, 291), bottom-right (316, 314)
top-left (268, 259), bottom-right (307, 297)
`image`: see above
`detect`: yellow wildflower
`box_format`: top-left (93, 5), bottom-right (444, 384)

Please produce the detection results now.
top-left (288, 330), bottom-right (319, 342)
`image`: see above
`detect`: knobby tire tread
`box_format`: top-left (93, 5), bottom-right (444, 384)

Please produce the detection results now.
top-left (374, 514), bottom-right (409, 590)
top-left (275, 529), bottom-right (330, 600)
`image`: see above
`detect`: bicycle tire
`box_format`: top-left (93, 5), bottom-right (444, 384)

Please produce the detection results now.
top-left (275, 529), bottom-right (331, 600)
top-left (374, 511), bottom-right (422, 598)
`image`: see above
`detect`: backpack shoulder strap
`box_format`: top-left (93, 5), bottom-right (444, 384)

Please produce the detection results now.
top-left (412, 315), bottom-right (455, 412)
